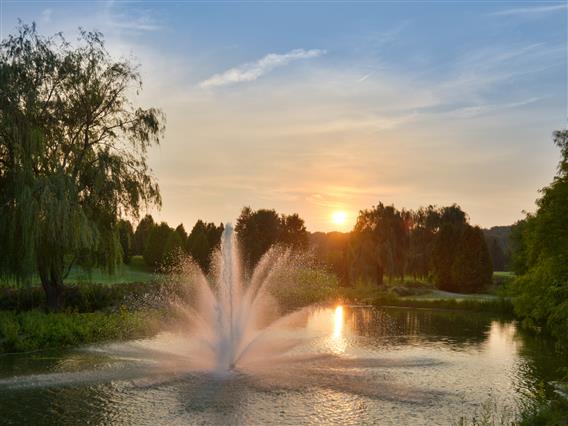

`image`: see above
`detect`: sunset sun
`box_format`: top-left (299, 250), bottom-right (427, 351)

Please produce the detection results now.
top-left (331, 211), bottom-right (347, 226)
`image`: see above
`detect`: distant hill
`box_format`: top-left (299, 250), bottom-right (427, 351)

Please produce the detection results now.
top-left (482, 226), bottom-right (512, 271)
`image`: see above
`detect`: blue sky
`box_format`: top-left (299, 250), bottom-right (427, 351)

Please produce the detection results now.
top-left (1, 1), bottom-right (566, 231)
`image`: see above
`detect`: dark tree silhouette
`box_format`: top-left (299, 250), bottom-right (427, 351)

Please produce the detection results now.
top-left (133, 215), bottom-right (155, 256)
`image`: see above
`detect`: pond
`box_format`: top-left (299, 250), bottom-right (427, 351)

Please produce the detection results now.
top-left (1, 306), bottom-right (565, 425)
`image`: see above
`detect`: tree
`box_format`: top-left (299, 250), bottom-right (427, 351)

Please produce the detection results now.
top-left (235, 207), bottom-right (309, 272)
top-left (162, 230), bottom-right (183, 270)
top-left (451, 226), bottom-right (492, 293)
top-left (143, 222), bottom-right (172, 270)
top-left (187, 220), bottom-right (212, 272)
top-left (117, 219), bottom-right (134, 264)
top-left (0, 25), bottom-right (164, 309)
top-left (235, 207), bottom-right (282, 271)
top-left (279, 213), bottom-right (309, 250)
top-left (351, 203), bottom-right (409, 286)
top-left (185, 220), bottom-right (223, 273)
top-left (407, 206), bottom-right (439, 279)
top-left (174, 223), bottom-right (188, 248)
top-left (133, 215), bottom-right (155, 256)
top-left (431, 205), bottom-right (468, 291)
top-left (205, 222), bottom-right (224, 252)
top-left (510, 130), bottom-right (568, 347)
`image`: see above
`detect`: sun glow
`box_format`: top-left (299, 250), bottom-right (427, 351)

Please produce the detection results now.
top-left (331, 211), bottom-right (347, 226)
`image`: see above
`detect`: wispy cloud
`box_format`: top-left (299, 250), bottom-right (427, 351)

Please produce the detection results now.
top-left (448, 97), bottom-right (542, 119)
top-left (40, 9), bottom-right (52, 24)
top-left (107, 12), bottom-right (161, 32)
top-left (491, 3), bottom-right (567, 16)
top-left (199, 48), bottom-right (326, 89)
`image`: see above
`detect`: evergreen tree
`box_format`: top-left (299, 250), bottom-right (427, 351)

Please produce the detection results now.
top-left (175, 223), bottom-right (188, 252)
top-left (143, 223), bottom-right (172, 270)
top-left (187, 220), bottom-right (212, 272)
top-left (133, 215), bottom-right (155, 256)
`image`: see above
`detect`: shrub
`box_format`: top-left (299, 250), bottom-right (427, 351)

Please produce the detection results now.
top-left (272, 269), bottom-right (339, 310)
top-left (0, 309), bottom-right (162, 353)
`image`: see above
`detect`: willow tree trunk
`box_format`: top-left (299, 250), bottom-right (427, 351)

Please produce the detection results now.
top-left (376, 264), bottom-right (384, 287)
top-left (38, 260), bottom-right (65, 311)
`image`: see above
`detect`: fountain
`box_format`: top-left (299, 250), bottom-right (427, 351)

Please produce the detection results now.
top-left (161, 223), bottom-right (307, 373)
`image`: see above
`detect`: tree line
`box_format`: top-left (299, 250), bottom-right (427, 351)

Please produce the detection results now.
top-left (313, 204), bottom-right (493, 293)
top-left (118, 216), bottom-right (224, 273)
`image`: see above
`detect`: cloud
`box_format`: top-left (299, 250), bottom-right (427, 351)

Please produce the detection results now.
top-left (199, 48), bottom-right (326, 89)
top-left (40, 9), bottom-right (52, 24)
top-left (447, 97), bottom-right (542, 119)
top-left (491, 4), bottom-right (566, 16)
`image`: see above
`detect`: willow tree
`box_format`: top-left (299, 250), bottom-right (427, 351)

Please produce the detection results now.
top-left (0, 24), bottom-right (164, 309)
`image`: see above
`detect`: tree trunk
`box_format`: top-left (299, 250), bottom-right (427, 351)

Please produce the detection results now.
top-left (376, 264), bottom-right (384, 287)
top-left (38, 259), bottom-right (65, 311)
top-left (41, 278), bottom-right (64, 311)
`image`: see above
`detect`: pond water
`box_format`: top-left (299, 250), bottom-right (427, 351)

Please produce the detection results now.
top-left (1, 306), bottom-right (565, 425)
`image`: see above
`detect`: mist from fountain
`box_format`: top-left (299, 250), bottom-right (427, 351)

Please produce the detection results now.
top-left (165, 223), bottom-right (308, 373)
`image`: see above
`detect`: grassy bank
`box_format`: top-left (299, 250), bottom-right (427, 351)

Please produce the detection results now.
top-left (336, 284), bottom-right (514, 315)
top-left (0, 281), bottom-right (173, 312)
top-left (0, 309), bottom-right (163, 353)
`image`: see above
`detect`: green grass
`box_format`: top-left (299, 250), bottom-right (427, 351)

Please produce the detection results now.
top-left (66, 256), bottom-right (157, 285)
top-left (0, 308), bottom-right (163, 353)
top-left (0, 256), bottom-right (158, 289)
top-left (335, 284), bottom-right (513, 314)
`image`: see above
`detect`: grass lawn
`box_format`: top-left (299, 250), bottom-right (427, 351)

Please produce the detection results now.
top-left (66, 256), bottom-right (158, 285)
top-left (0, 256), bottom-right (159, 288)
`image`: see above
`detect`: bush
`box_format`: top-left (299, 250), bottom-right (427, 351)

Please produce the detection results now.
top-left (0, 309), bottom-right (162, 353)
top-left (272, 269), bottom-right (339, 310)
top-left (512, 259), bottom-right (568, 349)
top-left (0, 281), bottom-right (181, 312)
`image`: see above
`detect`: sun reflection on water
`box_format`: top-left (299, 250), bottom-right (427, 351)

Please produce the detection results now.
top-left (331, 305), bottom-right (346, 354)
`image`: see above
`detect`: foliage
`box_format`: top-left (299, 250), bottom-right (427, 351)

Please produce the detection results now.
top-left (350, 203), bottom-right (409, 285)
top-left (133, 215), bottom-right (155, 255)
top-left (0, 281), bottom-right (169, 312)
top-left (236, 207), bottom-right (308, 272)
top-left (0, 25), bottom-right (164, 309)
top-left (186, 220), bottom-right (223, 273)
top-left (117, 219), bottom-right (134, 264)
top-left (346, 203), bottom-right (491, 293)
top-left (143, 222), bottom-right (182, 271)
top-left (509, 130), bottom-right (568, 349)
top-left (451, 226), bottom-right (493, 293)
top-left (0, 308), bottom-right (162, 353)
top-left (271, 269), bottom-right (339, 310)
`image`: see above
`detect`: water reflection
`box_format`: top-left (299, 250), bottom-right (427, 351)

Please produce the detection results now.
top-left (1, 306), bottom-right (567, 425)
top-left (330, 305), bottom-right (346, 354)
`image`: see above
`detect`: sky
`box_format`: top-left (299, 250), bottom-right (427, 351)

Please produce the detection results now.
top-left (1, 1), bottom-right (566, 232)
